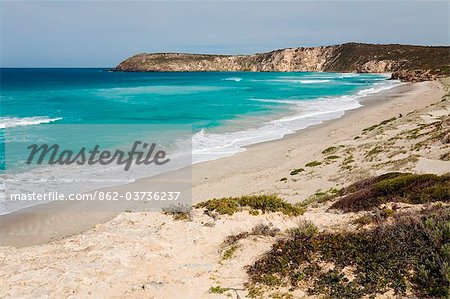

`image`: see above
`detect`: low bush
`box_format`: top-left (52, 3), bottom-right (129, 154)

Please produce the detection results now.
top-left (325, 155), bottom-right (340, 160)
top-left (298, 188), bottom-right (340, 208)
top-left (162, 204), bottom-right (192, 221)
top-left (195, 195), bottom-right (304, 216)
top-left (305, 161), bottom-right (322, 167)
top-left (222, 224), bottom-right (280, 247)
top-left (223, 245), bottom-right (239, 260)
top-left (322, 146), bottom-right (340, 155)
top-left (362, 117), bottom-right (396, 133)
top-left (329, 172), bottom-right (449, 212)
top-left (209, 286), bottom-right (230, 294)
top-left (247, 207), bottom-right (450, 298)
top-left (289, 168), bottom-right (304, 175)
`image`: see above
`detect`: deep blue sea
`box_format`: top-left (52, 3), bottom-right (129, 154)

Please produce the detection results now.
top-left (0, 69), bottom-right (400, 214)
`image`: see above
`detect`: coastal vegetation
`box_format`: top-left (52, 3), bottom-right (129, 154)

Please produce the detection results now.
top-left (246, 206), bottom-right (450, 298)
top-left (321, 146), bottom-right (342, 155)
top-left (209, 285), bottom-right (230, 294)
top-left (242, 171), bottom-right (449, 298)
top-left (222, 244), bottom-right (239, 260)
top-left (298, 188), bottom-right (340, 208)
top-left (305, 161), bottom-right (322, 167)
top-left (162, 205), bottom-right (192, 221)
top-left (222, 224), bottom-right (280, 250)
top-left (195, 195), bottom-right (304, 216)
top-left (289, 168), bottom-right (304, 175)
top-left (325, 155), bottom-right (340, 160)
top-left (362, 117), bottom-right (397, 134)
top-left (329, 172), bottom-right (450, 212)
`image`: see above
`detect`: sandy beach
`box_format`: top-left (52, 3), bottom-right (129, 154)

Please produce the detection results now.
top-left (0, 78), bottom-right (449, 298)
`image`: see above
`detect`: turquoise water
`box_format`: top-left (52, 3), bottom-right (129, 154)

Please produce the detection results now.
top-left (1, 69), bottom-right (398, 164)
top-left (1, 69), bottom-right (388, 126)
top-left (1, 69), bottom-right (400, 214)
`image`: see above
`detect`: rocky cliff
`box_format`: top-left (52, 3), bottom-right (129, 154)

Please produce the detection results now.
top-left (115, 43), bottom-right (450, 82)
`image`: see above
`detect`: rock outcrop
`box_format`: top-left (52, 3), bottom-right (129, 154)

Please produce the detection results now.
top-left (390, 69), bottom-right (442, 82)
top-left (115, 43), bottom-right (450, 82)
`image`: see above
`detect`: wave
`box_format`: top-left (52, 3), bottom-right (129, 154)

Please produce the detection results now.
top-left (222, 77), bottom-right (242, 82)
top-left (0, 116), bottom-right (62, 129)
top-left (192, 81), bottom-right (401, 163)
top-left (95, 85), bottom-right (226, 96)
top-left (298, 79), bottom-right (331, 83)
top-left (251, 78), bottom-right (331, 84)
top-left (336, 73), bottom-right (358, 78)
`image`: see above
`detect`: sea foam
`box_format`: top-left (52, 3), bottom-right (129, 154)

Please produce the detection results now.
top-left (222, 77), bottom-right (242, 82)
top-left (192, 81), bottom-right (401, 163)
top-left (0, 117), bottom-right (62, 129)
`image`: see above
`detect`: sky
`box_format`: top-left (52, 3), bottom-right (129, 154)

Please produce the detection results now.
top-left (1, 1), bottom-right (449, 67)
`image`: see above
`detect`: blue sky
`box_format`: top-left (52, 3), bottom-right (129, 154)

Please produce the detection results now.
top-left (1, 1), bottom-right (449, 67)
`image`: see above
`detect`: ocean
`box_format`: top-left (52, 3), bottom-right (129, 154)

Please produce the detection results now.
top-left (0, 68), bottom-right (400, 214)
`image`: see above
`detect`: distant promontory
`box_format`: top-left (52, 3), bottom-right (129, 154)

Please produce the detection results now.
top-left (114, 43), bottom-right (450, 82)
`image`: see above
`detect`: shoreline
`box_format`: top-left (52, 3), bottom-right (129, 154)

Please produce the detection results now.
top-left (0, 80), bottom-right (445, 247)
top-left (0, 73), bottom-right (394, 216)
top-left (191, 74), bottom-right (399, 164)
top-left (0, 76), bottom-right (396, 217)
top-left (189, 81), bottom-right (438, 201)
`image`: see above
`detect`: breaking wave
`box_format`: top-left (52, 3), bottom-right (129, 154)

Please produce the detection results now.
top-left (0, 116), bottom-right (62, 129)
top-left (192, 81), bottom-right (401, 163)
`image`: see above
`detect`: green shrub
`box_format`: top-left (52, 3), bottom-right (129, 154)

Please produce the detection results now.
top-left (209, 286), bottom-right (230, 294)
top-left (196, 195), bottom-right (304, 216)
top-left (223, 245), bottom-right (239, 260)
top-left (440, 151), bottom-right (450, 161)
top-left (305, 161), bottom-right (322, 167)
top-left (382, 207), bottom-right (395, 217)
top-left (362, 117), bottom-right (396, 133)
top-left (249, 209), bottom-right (259, 216)
top-left (362, 124), bottom-right (379, 133)
top-left (342, 155), bottom-right (354, 165)
top-left (366, 146), bottom-right (383, 157)
top-left (222, 224), bottom-right (280, 247)
top-left (162, 204), bottom-right (192, 221)
top-left (298, 188), bottom-right (340, 207)
top-left (322, 146), bottom-right (339, 155)
top-left (352, 214), bottom-right (374, 226)
top-left (196, 197), bottom-right (240, 215)
top-left (325, 155), bottom-right (340, 160)
top-left (247, 207), bottom-right (450, 298)
top-left (289, 168), bottom-right (304, 175)
top-left (330, 173), bottom-right (450, 212)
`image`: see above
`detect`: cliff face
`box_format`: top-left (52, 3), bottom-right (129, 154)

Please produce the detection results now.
top-left (115, 43), bottom-right (450, 81)
top-left (114, 47), bottom-right (335, 72)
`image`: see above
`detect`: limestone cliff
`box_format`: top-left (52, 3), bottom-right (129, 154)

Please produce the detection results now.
top-left (114, 43), bottom-right (450, 82)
